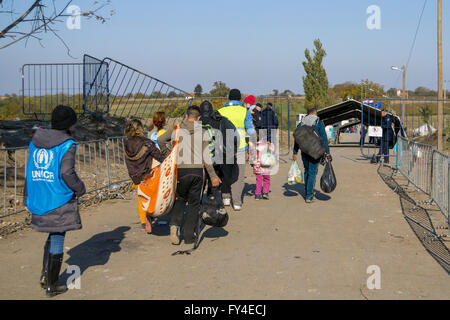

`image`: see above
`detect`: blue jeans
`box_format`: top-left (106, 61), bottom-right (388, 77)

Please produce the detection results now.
top-left (301, 153), bottom-right (319, 200)
top-left (46, 232), bottom-right (66, 255)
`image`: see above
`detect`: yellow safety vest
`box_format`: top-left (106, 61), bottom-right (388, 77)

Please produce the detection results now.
top-left (219, 105), bottom-right (248, 150)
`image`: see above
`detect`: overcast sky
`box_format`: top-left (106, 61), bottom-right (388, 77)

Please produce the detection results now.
top-left (0, 0), bottom-right (449, 95)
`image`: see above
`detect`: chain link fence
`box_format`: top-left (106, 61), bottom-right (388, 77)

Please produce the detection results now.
top-left (1, 136), bottom-right (130, 218)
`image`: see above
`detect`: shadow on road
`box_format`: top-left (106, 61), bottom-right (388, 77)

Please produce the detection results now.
top-left (282, 183), bottom-right (331, 201)
top-left (60, 226), bottom-right (131, 282)
top-left (242, 183), bottom-right (256, 202)
top-left (196, 226), bottom-right (229, 248)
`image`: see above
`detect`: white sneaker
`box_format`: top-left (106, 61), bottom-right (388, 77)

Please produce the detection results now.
top-left (232, 204), bottom-right (242, 211)
top-left (223, 198), bottom-right (231, 206)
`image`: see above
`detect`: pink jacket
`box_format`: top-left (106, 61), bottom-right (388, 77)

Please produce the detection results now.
top-left (249, 140), bottom-right (275, 175)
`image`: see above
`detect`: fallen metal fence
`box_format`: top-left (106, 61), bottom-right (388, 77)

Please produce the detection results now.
top-left (1, 137), bottom-right (130, 218)
top-left (397, 135), bottom-right (449, 230)
top-left (82, 54), bottom-right (192, 127)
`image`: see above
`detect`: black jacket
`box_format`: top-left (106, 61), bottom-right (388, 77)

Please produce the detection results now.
top-left (261, 107), bottom-right (279, 129)
top-left (25, 128), bottom-right (86, 233)
top-left (200, 110), bottom-right (238, 165)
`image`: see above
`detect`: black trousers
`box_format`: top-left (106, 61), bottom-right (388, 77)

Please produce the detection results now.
top-left (219, 163), bottom-right (238, 195)
top-left (170, 168), bottom-right (204, 243)
top-left (378, 134), bottom-right (390, 164)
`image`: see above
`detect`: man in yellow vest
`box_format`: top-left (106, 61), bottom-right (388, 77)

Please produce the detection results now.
top-left (218, 89), bottom-right (256, 211)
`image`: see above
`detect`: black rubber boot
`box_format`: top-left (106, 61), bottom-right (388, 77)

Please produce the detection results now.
top-left (46, 253), bottom-right (68, 298)
top-left (40, 240), bottom-right (50, 289)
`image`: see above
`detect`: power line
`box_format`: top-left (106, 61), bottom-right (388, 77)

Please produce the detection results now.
top-left (390, 0), bottom-right (428, 90)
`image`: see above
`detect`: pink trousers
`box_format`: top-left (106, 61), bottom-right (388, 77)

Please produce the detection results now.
top-left (255, 174), bottom-right (270, 195)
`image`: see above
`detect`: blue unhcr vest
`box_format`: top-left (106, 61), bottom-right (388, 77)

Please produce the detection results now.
top-left (26, 140), bottom-right (76, 215)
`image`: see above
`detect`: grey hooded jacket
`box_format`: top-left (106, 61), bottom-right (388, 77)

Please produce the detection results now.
top-left (24, 128), bottom-right (86, 233)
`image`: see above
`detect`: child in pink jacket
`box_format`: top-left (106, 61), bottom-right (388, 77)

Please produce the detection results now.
top-left (250, 138), bottom-right (275, 200)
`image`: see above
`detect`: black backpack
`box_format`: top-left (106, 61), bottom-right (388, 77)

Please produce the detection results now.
top-left (293, 119), bottom-right (326, 160)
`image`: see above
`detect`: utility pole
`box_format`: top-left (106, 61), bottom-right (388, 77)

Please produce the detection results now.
top-left (402, 65), bottom-right (406, 125)
top-left (438, 0), bottom-right (444, 151)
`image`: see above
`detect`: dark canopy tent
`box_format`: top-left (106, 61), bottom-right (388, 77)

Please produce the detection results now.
top-left (317, 99), bottom-right (405, 137)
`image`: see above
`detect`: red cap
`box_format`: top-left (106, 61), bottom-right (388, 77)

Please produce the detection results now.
top-left (244, 95), bottom-right (256, 106)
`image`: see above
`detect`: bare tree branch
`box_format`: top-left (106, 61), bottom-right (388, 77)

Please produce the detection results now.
top-left (0, 0), bottom-right (113, 51)
top-left (0, 0), bottom-right (41, 39)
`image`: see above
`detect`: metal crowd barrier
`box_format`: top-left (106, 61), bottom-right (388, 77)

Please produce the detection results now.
top-left (432, 149), bottom-right (449, 222)
top-left (397, 135), bottom-right (449, 228)
top-left (0, 137), bottom-right (130, 218)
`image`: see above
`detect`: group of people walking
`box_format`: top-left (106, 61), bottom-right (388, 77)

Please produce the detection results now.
top-left (23, 88), bottom-right (331, 297)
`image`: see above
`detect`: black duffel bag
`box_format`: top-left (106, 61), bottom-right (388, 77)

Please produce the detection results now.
top-left (200, 187), bottom-right (229, 228)
top-left (320, 159), bottom-right (337, 193)
top-left (293, 122), bottom-right (326, 160)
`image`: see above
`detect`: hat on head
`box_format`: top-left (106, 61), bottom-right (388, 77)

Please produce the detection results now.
top-left (244, 95), bottom-right (256, 106)
top-left (51, 105), bottom-right (77, 130)
top-left (200, 100), bottom-right (214, 117)
top-left (228, 89), bottom-right (241, 101)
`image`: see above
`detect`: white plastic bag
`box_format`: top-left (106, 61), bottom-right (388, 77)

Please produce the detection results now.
top-left (287, 160), bottom-right (303, 185)
top-left (260, 146), bottom-right (276, 168)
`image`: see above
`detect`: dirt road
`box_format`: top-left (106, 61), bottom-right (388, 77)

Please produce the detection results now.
top-left (0, 140), bottom-right (448, 299)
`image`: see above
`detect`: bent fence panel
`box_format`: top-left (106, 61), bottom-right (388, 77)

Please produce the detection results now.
top-left (1, 137), bottom-right (130, 218)
top-left (82, 55), bottom-right (192, 127)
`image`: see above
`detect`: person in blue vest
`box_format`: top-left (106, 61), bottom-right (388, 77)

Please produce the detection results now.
top-left (292, 106), bottom-right (331, 203)
top-left (24, 105), bottom-right (86, 297)
top-left (218, 89), bottom-right (256, 211)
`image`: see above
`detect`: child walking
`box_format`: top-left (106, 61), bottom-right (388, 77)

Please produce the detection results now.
top-left (124, 119), bottom-right (165, 233)
top-left (250, 135), bottom-right (275, 200)
top-left (150, 111), bottom-right (166, 150)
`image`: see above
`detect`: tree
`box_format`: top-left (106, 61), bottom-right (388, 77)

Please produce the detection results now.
top-left (0, 1), bottom-right (113, 51)
top-left (209, 81), bottom-right (230, 97)
top-left (280, 89), bottom-right (294, 97)
top-left (387, 88), bottom-right (397, 97)
top-left (272, 89), bottom-right (279, 96)
top-left (194, 84), bottom-right (203, 97)
top-left (302, 39), bottom-right (329, 108)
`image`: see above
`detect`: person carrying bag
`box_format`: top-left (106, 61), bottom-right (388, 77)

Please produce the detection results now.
top-left (293, 106), bottom-right (331, 203)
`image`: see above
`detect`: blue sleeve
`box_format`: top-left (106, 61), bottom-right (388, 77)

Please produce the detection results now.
top-left (318, 121), bottom-right (330, 154)
top-left (245, 109), bottom-right (256, 136)
top-left (293, 141), bottom-right (299, 155)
